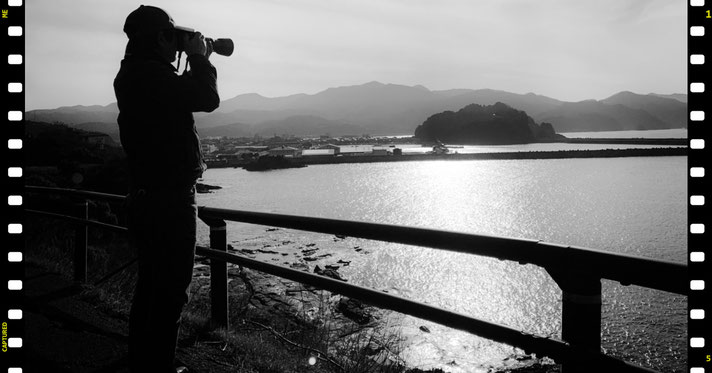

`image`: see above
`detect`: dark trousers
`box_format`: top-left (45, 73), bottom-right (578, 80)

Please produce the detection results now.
top-left (127, 186), bottom-right (197, 373)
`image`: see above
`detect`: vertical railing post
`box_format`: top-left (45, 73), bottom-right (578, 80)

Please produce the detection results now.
top-left (209, 219), bottom-right (229, 329)
top-left (74, 199), bottom-right (88, 283)
top-left (548, 270), bottom-right (602, 372)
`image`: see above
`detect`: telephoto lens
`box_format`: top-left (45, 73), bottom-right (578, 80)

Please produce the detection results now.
top-left (208, 38), bottom-right (234, 56)
top-left (176, 28), bottom-right (234, 57)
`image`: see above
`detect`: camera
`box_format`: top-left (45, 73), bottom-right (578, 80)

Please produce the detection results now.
top-left (175, 26), bottom-right (234, 57)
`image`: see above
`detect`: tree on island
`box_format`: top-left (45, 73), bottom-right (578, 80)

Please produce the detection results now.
top-left (414, 102), bottom-right (563, 145)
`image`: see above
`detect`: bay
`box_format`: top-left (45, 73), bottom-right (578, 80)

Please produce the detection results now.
top-left (196, 155), bottom-right (687, 372)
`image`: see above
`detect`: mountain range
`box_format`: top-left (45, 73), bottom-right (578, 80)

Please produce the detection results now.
top-left (26, 82), bottom-right (686, 140)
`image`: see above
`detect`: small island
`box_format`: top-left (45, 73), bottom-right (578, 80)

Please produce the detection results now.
top-left (414, 102), bottom-right (565, 145)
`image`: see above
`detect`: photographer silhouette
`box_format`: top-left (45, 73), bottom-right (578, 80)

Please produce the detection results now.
top-left (114, 5), bottom-right (220, 372)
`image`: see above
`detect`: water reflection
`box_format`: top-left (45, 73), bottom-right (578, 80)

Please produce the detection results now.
top-left (197, 156), bottom-right (686, 372)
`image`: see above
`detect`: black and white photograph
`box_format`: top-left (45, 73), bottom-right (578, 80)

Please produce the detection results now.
top-left (20, 1), bottom-right (690, 372)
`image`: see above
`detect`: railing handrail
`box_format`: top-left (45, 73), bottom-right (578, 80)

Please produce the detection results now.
top-left (197, 207), bottom-right (687, 296)
top-left (26, 185), bottom-right (127, 202)
top-left (25, 208), bottom-right (129, 232)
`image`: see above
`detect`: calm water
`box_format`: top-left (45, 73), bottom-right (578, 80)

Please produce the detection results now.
top-left (380, 129), bottom-right (687, 154)
top-left (197, 155), bottom-right (687, 372)
top-left (560, 128), bottom-right (687, 139)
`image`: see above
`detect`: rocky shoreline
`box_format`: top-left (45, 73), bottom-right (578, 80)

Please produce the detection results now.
top-left (192, 227), bottom-right (561, 372)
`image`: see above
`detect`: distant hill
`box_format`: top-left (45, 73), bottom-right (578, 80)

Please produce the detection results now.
top-left (27, 82), bottom-right (686, 137)
top-left (195, 116), bottom-right (364, 138)
top-left (601, 91), bottom-right (687, 128)
top-left (252, 115), bottom-right (366, 137)
top-left (26, 103), bottom-right (119, 125)
top-left (650, 93), bottom-right (687, 103)
top-left (24, 120), bottom-right (128, 194)
top-left (217, 92), bottom-right (311, 113)
top-left (431, 89), bottom-right (563, 117)
top-left (196, 122), bottom-right (252, 138)
top-left (71, 122), bottom-right (121, 142)
top-left (415, 102), bottom-right (562, 144)
top-left (24, 121), bottom-right (121, 166)
top-left (537, 100), bottom-right (671, 132)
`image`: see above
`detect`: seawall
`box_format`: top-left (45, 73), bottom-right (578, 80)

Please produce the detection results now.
top-left (207, 147), bottom-right (687, 169)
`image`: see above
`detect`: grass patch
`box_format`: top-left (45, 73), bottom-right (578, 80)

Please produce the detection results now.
top-left (25, 213), bottom-right (416, 373)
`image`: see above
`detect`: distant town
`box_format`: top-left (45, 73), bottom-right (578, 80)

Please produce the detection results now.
top-left (199, 133), bottom-right (424, 168)
top-left (197, 132), bottom-right (687, 169)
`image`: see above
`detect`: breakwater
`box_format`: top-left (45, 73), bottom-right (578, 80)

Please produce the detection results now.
top-left (301, 147), bottom-right (686, 165)
top-left (207, 147), bottom-right (686, 169)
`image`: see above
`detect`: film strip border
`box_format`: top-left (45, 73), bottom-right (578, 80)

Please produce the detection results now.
top-left (0, 2), bottom-right (708, 373)
top-left (689, 1), bottom-right (711, 372)
top-left (2, 0), bottom-right (23, 371)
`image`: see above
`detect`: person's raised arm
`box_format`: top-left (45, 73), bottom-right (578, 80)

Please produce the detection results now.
top-left (149, 31), bottom-right (220, 113)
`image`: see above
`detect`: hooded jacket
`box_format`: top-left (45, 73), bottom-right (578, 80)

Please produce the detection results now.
top-left (114, 53), bottom-right (219, 190)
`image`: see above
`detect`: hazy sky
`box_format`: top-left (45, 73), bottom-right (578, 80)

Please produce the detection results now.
top-left (26, 0), bottom-right (686, 110)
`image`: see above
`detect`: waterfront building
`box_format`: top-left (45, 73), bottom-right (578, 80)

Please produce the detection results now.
top-left (302, 149), bottom-right (336, 157)
top-left (317, 144), bottom-right (341, 155)
top-left (268, 146), bottom-right (301, 158)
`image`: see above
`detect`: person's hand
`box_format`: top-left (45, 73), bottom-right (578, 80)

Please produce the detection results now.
top-left (205, 38), bottom-right (214, 59)
top-left (182, 31), bottom-right (207, 57)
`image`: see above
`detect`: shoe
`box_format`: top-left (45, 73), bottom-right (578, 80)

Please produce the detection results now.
top-left (176, 367), bottom-right (188, 373)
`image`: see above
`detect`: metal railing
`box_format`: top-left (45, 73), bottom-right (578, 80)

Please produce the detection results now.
top-left (25, 185), bottom-right (687, 373)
